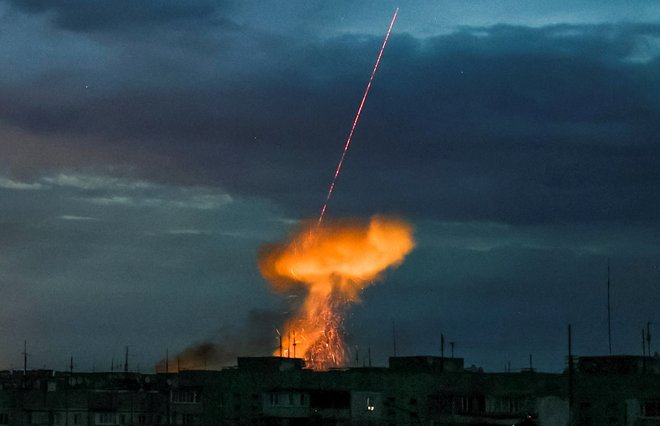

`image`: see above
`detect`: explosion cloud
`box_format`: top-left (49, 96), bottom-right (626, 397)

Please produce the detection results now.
top-left (259, 215), bottom-right (414, 370)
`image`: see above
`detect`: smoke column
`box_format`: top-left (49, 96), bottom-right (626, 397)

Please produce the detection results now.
top-left (318, 8), bottom-right (399, 225)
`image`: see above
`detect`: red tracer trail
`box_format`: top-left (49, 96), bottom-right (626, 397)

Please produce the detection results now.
top-left (317, 7), bottom-right (399, 226)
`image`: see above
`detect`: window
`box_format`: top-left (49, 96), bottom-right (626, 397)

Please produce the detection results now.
top-left (267, 392), bottom-right (305, 407)
top-left (509, 398), bottom-right (519, 413)
top-left (171, 390), bottom-right (200, 404)
top-left (30, 412), bottom-right (49, 425)
top-left (578, 417), bottom-right (592, 426)
top-left (95, 412), bottom-right (117, 425)
top-left (645, 401), bottom-right (660, 417)
top-left (460, 396), bottom-right (471, 413)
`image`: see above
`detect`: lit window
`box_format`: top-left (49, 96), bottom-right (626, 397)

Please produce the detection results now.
top-left (367, 397), bottom-right (375, 411)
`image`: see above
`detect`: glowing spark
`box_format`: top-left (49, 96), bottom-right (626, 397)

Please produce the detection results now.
top-left (318, 8), bottom-right (399, 226)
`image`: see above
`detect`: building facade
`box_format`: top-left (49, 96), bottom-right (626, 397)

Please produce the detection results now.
top-left (0, 355), bottom-right (658, 425)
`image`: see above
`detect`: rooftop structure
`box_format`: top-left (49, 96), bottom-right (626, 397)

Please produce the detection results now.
top-left (0, 354), bottom-right (658, 425)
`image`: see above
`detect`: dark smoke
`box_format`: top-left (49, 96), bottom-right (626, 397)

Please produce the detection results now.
top-left (154, 309), bottom-right (287, 372)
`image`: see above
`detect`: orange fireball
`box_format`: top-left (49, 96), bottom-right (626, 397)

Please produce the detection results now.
top-left (259, 216), bottom-right (414, 370)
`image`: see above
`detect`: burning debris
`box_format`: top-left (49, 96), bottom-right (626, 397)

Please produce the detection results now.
top-left (259, 216), bottom-right (414, 370)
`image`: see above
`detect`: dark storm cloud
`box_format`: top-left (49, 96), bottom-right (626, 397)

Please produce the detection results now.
top-left (6, 23), bottom-right (659, 224)
top-left (3, 29), bottom-right (660, 258)
top-left (295, 24), bottom-right (660, 224)
top-left (5, 0), bottom-right (233, 32)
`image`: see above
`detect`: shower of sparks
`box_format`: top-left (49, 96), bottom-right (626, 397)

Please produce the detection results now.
top-left (318, 7), bottom-right (399, 226)
top-left (259, 216), bottom-right (414, 370)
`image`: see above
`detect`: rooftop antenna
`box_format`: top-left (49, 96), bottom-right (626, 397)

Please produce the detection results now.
top-left (368, 345), bottom-right (372, 367)
top-left (124, 346), bottom-right (129, 373)
top-left (355, 346), bottom-right (359, 366)
top-left (23, 340), bottom-right (28, 375)
top-left (440, 333), bottom-right (445, 359)
top-left (440, 333), bottom-right (445, 372)
top-left (450, 342), bottom-right (455, 358)
top-left (642, 327), bottom-right (647, 357)
top-left (278, 332), bottom-right (283, 358)
top-left (607, 259), bottom-right (612, 355)
top-left (647, 321), bottom-right (652, 356)
top-left (642, 325), bottom-right (648, 372)
top-left (568, 324), bottom-right (574, 423)
top-left (392, 320), bottom-right (397, 357)
top-left (69, 356), bottom-right (74, 374)
top-left (293, 332), bottom-right (297, 358)
top-left (166, 349), bottom-right (169, 374)
top-left (288, 332), bottom-right (291, 358)
top-left (22, 340), bottom-right (28, 388)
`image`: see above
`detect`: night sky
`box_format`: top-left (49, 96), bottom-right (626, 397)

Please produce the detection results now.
top-left (1, 0), bottom-right (660, 373)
